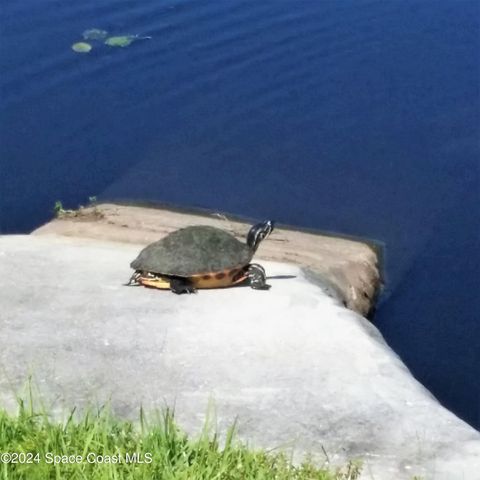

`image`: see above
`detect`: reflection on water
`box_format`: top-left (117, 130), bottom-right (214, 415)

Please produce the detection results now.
top-left (1, 0), bottom-right (478, 428)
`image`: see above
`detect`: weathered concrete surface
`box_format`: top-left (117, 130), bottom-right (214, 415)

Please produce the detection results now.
top-left (32, 203), bottom-right (380, 316)
top-left (1, 234), bottom-right (479, 480)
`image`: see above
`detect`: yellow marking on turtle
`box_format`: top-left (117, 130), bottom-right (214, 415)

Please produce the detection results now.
top-left (190, 267), bottom-right (248, 288)
top-left (138, 267), bottom-right (248, 290)
top-left (139, 276), bottom-right (172, 290)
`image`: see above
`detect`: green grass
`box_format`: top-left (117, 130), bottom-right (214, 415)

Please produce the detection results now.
top-left (0, 397), bottom-right (362, 480)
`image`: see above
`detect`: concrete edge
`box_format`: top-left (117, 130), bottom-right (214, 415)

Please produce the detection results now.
top-left (32, 202), bottom-right (382, 316)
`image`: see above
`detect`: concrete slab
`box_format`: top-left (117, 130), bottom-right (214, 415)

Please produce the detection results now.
top-left (1, 234), bottom-right (479, 479)
top-left (32, 203), bottom-right (381, 316)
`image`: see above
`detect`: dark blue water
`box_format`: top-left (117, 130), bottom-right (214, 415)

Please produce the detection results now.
top-left (1, 0), bottom-right (479, 428)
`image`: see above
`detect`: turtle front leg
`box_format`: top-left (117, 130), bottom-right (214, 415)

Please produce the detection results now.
top-left (170, 277), bottom-right (197, 295)
top-left (247, 263), bottom-right (271, 290)
top-left (126, 271), bottom-right (142, 286)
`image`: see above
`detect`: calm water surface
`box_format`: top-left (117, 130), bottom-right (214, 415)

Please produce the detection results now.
top-left (1, 0), bottom-right (479, 428)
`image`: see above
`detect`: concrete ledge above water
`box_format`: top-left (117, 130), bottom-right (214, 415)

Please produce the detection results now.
top-left (32, 203), bottom-right (381, 316)
top-left (0, 234), bottom-right (479, 479)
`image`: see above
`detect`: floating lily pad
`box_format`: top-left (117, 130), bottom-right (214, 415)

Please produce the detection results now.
top-left (104, 35), bottom-right (137, 47)
top-left (82, 28), bottom-right (108, 40)
top-left (71, 42), bottom-right (92, 53)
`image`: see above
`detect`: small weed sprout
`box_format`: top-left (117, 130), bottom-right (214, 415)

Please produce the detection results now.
top-left (52, 197), bottom-right (103, 220)
top-left (53, 200), bottom-right (65, 216)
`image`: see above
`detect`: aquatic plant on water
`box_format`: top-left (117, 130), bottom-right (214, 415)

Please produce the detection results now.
top-left (71, 42), bottom-right (92, 53)
top-left (71, 28), bottom-right (151, 53)
top-left (104, 35), bottom-right (151, 47)
top-left (82, 28), bottom-right (108, 41)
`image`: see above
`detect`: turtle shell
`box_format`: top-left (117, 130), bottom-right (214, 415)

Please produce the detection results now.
top-left (130, 225), bottom-right (253, 277)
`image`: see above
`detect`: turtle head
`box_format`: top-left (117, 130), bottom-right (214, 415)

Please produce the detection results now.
top-left (247, 220), bottom-right (275, 251)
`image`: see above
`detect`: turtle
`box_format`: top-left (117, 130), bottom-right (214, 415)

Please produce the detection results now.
top-left (127, 220), bottom-right (274, 294)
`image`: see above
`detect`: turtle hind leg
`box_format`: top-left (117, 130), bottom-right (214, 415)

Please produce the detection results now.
top-left (170, 277), bottom-right (197, 295)
top-left (247, 263), bottom-right (271, 290)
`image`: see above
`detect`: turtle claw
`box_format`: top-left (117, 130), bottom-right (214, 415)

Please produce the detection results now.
top-left (126, 271), bottom-right (142, 286)
top-left (247, 263), bottom-right (270, 290)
